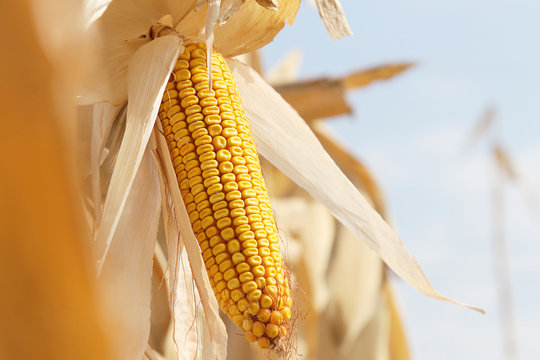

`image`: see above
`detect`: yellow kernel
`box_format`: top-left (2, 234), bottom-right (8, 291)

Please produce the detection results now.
top-left (207, 183), bottom-right (223, 195)
top-left (255, 277), bottom-right (265, 289)
top-left (208, 124), bottom-right (222, 136)
top-left (202, 168), bottom-right (220, 178)
top-left (201, 216), bottom-right (214, 229)
top-left (238, 231), bottom-right (255, 241)
top-left (252, 265), bottom-right (265, 277)
top-left (230, 201), bottom-right (245, 212)
top-left (236, 262), bottom-right (250, 274)
top-left (242, 281), bottom-right (258, 294)
top-left (242, 248), bottom-right (258, 257)
top-left (233, 217), bottom-right (249, 227)
top-left (212, 136), bottom-right (227, 149)
top-left (232, 253), bottom-right (245, 264)
top-left (227, 278), bottom-right (241, 290)
top-left (212, 243), bottom-right (226, 256)
top-left (257, 308), bottom-right (271, 322)
top-left (239, 272), bottom-right (254, 283)
top-left (221, 227), bottom-right (235, 241)
top-left (212, 200), bottom-right (227, 211)
top-left (174, 69), bottom-right (190, 81)
top-left (219, 260), bottom-right (233, 272)
top-left (247, 302), bottom-right (260, 316)
top-left (204, 114), bottom-right (221, 125)
top-left (215, 253), bottom-right (228, 264)
top-left (244, 331), bottom-right (257, 343)
top-left (209, 192), bottom-right (225, 204)
top-left (219, 161), bottom-right (234, 173)
top-left (260, 295), bottom-right (273, 309)
top-left (223, 181), bottom-right (238, 192)
top-left (200, 97), bottom-right (218, 107)
top-left (231, 289), bottom-right (244, 302)
top-left (270, 311), bottom-right (283, 325)
top-left (227, 240), bottom-right (240, 254)
top-left (252, 322), bottom-right (265, 337)
top-left (265, 285), bottom-right (278, 297)
top-left (231, 314), bottom-right (244, 328)
top-left (202, 105), bottom-right (219, 115)
top-left (259, 337), bottom-right (271, 349)
top-left (266, 324), bottom-right (279, 339)
top-left (235, 223), bottom-right (251, 234)
top-left (216, 217), bottom-right (231, 229)
top-left (281, 307), bottom-right (292, 321)
top-left (203, 176), bottom-right (220, 188)
top-left (223, 268), bottom-right (237, 281)
top-left (242, 319), bottom-right (253, 331)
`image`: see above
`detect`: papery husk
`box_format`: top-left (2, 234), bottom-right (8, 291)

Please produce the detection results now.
top-left (274, 63), bottom-right (413, 122)
top-left (83, 0), bottom-right (299, 105)
top-left (228, 58), bottom-right (482, 312)
top-left (154, 125), bottom-right (228, 360)
top-left (98, 148), bottom-right (161, 360)
top-left (177, 0), bottom-right (300, 57)
top-left (95, 35), bottom-right (181, 269)
top-left (149, 252), bottom-right (172, 355)
top-left (0, 1), bottom-right (112, 359)
top-left (314, 0), bottom-right (352, 40)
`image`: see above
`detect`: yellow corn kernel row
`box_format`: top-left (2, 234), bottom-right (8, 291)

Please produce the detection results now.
top-left (157, 43), bottom-right (292, 349)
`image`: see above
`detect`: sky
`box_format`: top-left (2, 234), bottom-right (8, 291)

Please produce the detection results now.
top-left (263, 1), bottom-right (540, 359)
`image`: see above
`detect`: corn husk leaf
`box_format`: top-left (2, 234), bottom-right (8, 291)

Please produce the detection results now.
top-left (385, 281), bottom-right (410, 360)
top-left (149, 252), bottom-right (171, 354)
top-left (99, 148), bottom-right (161, 360)
top-left (275, 63), bottom-right (412, 122)
top-left (84, 0), bottom-right (113, 26)
top-left (314, 0), bottom-right (352, 40)
top-left (158, 172), bottom-right (200, 360)
top-left (95, 35), bottom-right (180, 269)
top-left (0, 2), bottom-right (112, 358)
top-left (342, 63), bottom-right (413, 90)
top-left (273, 198), bottom-right (335, 311)
top-left (342, 287), bottom-right (390, 360)
top-left (326, 222), bottom-right (384, 352)
top-left (89, 102), bottom-right (122, 225)
top-left (154, 125), bottom-right (228, 360)
top-left (229, 58), bottom-right (482, 312)
top-left (176, 0), bottom-right (300, 57)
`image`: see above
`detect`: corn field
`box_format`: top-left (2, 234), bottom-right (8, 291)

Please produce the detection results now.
top-left (2, 1), bottom-right (539, 360)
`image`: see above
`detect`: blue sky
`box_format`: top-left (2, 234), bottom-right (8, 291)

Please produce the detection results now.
top-left (264, 1), bottom-right (540, 359)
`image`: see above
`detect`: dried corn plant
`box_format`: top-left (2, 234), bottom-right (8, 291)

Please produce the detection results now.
top-left (1, 0), bottom-right (483, 359)
top-left (220, 51), bottom-right (412, 360)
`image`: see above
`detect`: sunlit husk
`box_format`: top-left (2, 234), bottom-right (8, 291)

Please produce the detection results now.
top-left (95, 35), bottom-right (181, 268)
top-left (99, 148), bottom-right (161, 360)
top-left (228, 58), bottom-right (482, 312)
top-left (82, 0), bottom-right (300, 104)
top-left (313, 0), bottom-right (353, 40)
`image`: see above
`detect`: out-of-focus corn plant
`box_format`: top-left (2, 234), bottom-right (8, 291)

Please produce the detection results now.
top-left (0, 0), bottom-right (482, 359)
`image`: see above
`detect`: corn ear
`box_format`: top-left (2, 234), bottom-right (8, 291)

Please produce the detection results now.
top-left (158, 43), bottom-right (292, 350)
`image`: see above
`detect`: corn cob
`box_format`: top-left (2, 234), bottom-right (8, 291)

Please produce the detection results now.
top-left (158, 43), bottom-right (292, 349)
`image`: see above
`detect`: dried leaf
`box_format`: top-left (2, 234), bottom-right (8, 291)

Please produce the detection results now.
top-left (99, 148), bottom-right (161, 360)
top-left (154, 125), bottom-right (228, 360)
top-left (0, 2), bottom-right (112, 358)
top-left (95, 36), bottom-right (181, 270)
top-left (343, 63), bottom-right (413, 90)
top-left (314, 0), bottom-right (352, 40)
top-left (177, 0), bottom-right (300, 57)
top-left (228, 59), bottom-right (483, 312)
top-left (255, 0), bottom-right (278, 11)
top-left (275, 78), bottom-right (351, 121)
top-left (494, 143), bottom-right (517, 181)
top-left (83, 0), bottom-right (113, 26)
top-left (385, 282), bottom-right (410, 360)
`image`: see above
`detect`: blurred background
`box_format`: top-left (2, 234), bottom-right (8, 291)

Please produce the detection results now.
top-left (263, 1), bottom-right (540, 359)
